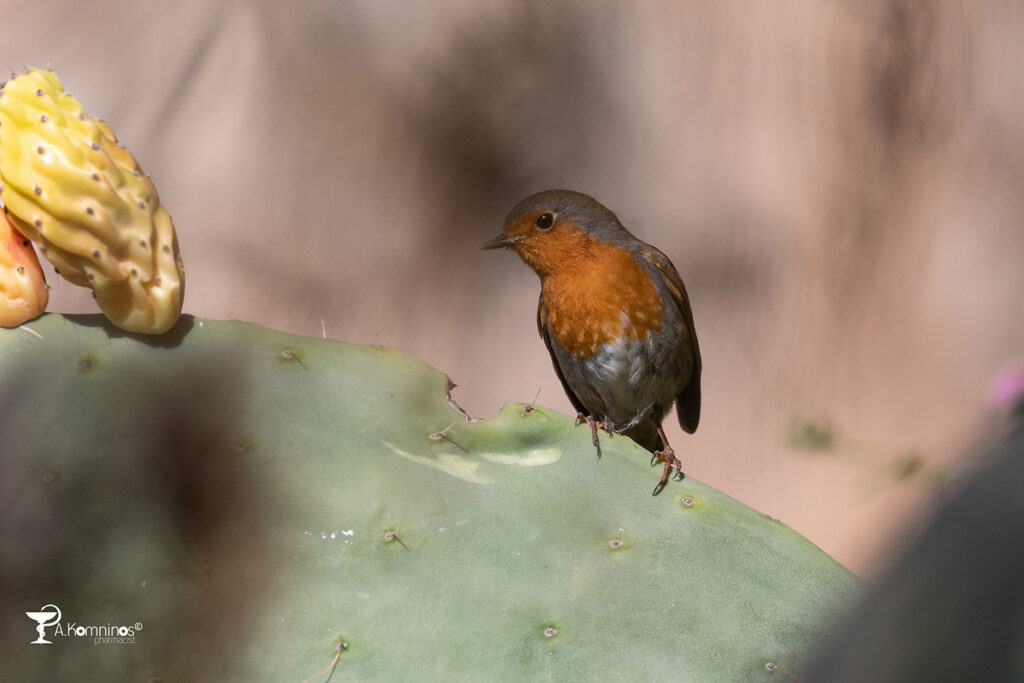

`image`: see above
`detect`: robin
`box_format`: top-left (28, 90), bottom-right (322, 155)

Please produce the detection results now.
top-left (484, 190), bottom-right (701, 495)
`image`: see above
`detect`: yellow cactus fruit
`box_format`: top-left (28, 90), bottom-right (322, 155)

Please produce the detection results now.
top-left (0, 211), bottom-right (48, 327)
top-left (0, 68), bottom-right (184, 334)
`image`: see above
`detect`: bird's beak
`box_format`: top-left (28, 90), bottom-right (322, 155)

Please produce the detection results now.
top-left (482, 233), bottom-right (518, 250)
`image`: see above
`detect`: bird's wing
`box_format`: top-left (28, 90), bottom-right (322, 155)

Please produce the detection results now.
top-left (537, 292), bottom-right (589, 417)
top-left (639, 244), bottom-right (702, 434)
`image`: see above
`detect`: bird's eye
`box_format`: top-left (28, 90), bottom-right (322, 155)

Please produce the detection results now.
top-left (535, 212), bottom-right (554, 230)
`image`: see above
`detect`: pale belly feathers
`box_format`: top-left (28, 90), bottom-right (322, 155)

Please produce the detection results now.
top-left (547, 310), bottom-right (692, 432)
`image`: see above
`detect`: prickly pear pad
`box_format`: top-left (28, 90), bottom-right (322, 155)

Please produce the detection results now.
top-left (0, 68), bottom-right (184, 334)
top-left (0, 315), bottom-right (861, 681)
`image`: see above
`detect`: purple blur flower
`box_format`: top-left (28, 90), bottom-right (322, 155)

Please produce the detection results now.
top-left (987, 364), bottom-right (1024, 411)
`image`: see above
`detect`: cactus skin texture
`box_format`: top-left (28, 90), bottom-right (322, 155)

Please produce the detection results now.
top-left (0, 315), bottom-right (862, 681)
top-left (0, 68), bottom-right (184, 334)
top-left (0, 211), bottom-right (47, 326)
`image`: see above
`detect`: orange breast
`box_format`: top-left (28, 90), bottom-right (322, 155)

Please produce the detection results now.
top-left (541, 237), bottom-right (663, 358)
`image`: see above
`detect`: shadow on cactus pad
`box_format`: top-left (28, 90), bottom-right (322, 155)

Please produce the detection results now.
top-left (0, 314), bottom-right (862, 681)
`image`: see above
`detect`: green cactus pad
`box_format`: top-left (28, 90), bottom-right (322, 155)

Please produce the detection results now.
top-left (0, 314), bottom-right (861, 681)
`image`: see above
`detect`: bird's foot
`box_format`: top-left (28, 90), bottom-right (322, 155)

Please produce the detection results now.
top-left (575, 413), bottom-right (613, 459)
top-left (650, 426), bottom-right (686, 496)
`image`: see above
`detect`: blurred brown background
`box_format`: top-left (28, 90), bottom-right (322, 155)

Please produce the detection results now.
top-left (3, 0), bottom-right (1022, 578)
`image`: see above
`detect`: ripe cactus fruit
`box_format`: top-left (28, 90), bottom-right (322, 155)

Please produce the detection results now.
top-left (0, 314), bottom-right (862, 681)
top-left (0, 211), bottom-right (47, 326)
top-left (0, 68), bottom-right (184, 334)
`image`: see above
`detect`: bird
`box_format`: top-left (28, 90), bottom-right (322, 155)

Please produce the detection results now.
top-left (484, 189), bottom-right (701, 495)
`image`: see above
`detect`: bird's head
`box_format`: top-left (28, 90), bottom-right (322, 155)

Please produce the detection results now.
top-left (483, 190), bottom-right (628, 278)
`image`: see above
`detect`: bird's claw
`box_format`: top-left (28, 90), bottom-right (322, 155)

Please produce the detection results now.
top-left (650, 447), bottom-right (685, 496)
top-left (577, 418), bottom-right (688, 495)
top-left (576, 413), bottom-right (613, 459)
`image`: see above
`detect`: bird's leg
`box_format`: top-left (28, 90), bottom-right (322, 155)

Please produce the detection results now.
top-left (575, 413), bottom-right (613, 459)
top-left (650, 425), bottom-right (685, 496)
